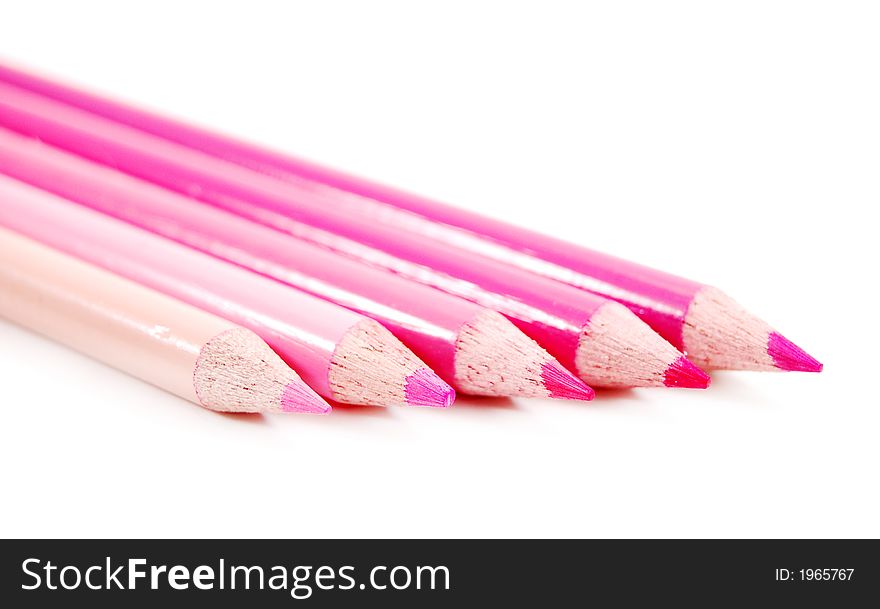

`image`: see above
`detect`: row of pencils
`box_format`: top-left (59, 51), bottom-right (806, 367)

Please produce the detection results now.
top-left (0, 61), bottom-right (822, 415)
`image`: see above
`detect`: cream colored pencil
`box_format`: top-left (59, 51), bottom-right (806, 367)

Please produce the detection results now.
top-left (0, 227), bottom-right (330, 414)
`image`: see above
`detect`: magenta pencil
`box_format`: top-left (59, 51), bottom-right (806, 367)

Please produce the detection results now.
top-left (0, 83), bottom-right (708, 389)
top-left (0, 174), bottom-right (454, 408)
top-left (0, 62), bottom-right (819, 373)
top-left (0, 128), bottom-right (592, 401)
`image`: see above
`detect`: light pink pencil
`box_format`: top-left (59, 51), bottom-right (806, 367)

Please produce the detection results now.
top-left (0, 227), bottom-right (330, 414)
top-left (0, 174), bottom-right (454, 408)
top-left (0, 62), bottom-right (819, 373)
top-left (0, 128), bottom-right (592, 401)
top-left (0, 81), bottom-right (708, 389)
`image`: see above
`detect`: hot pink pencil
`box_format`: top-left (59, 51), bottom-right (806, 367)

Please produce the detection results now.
top-left (0, 62), bottom-right (820, 373)
top-left (0, 227), bottom-right (330, 415)
top-left (0, 174), bottom-right (454, 408)
top-left (0, 81), bottom-right (707, 389)
top-left (0, 128), bottom-right (592, 401)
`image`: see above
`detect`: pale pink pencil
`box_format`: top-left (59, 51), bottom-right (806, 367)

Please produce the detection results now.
top-left (0, 61), bottom-right (820, 374)
top-left (0, 81), bottom-right (707, 390)
top-left (0, 227), bottom-right (329, 414)
top-left (0, 174), bottom-right (454, 409)
top-left (0, 128), bottom-right (592, 401)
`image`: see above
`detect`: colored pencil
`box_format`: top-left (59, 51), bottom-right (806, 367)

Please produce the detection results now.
top-left (0, 63), bottom-right (820, 373)
top-left (0, 128), bottom-right (593, 401)
top-left (0, 227), bottom-right (330, 414)
top-left (0, 174), bottom-right (454, 408)
top-left (0, 82), bottom-right (709, 390)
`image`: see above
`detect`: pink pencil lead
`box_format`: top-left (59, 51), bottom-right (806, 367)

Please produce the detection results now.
top-left (663, 356), bottom-right (711, 389)
top-left (404, 368), bottom-right (456, 408)
top-left (540, 361), bottom-right (595, 401)
top-left (767, 332), bottom-right (823, 373)
top-left (280, 381), bottom-right (333, 414)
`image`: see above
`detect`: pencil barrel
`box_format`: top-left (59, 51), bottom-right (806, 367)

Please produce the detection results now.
top-left (0, 228), bottom-right (228, 403)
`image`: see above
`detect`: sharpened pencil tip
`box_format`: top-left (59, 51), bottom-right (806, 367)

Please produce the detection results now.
top-left (196, 328), bottom-right (331, 413)
top-left (663, 356), bottom-right (711, 389)
top-left (577, 301), bottom-right (699, 388)
top-left (682, 286), bottom-right (822, 372)
top-left (404, 367), bottom-right (456, 408)
top-left (767, 332), bottom-right (823, 373)
top-left (454, 310), bottom-right (596, 399)
top-left (540, 361), bottom-right (595, 401)
top-left (281, 381), bottom-right (332, 414)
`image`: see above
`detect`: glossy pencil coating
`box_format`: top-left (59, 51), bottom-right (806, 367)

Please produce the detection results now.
top-left (0, 80), bottom-right (706, 389)
top-left (0, 128), bottom-right (592, 400)
top-left (0, 227), bottom-right (330, 414)
top-left (0, 174), bottom-right (453, 408)
top-left (0, 62), bottom-right (820, 373)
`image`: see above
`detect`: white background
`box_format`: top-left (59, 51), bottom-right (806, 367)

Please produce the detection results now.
top-left (0, 1), bottom-right (876, 538)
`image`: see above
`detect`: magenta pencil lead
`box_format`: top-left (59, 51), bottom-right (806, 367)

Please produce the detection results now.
top-left (540, 361), bottom-right (596, 401)
top-left (663, 357), bottom-right (711, 390)
top-left (766, 332), bottom-right (823, 373)
top-left (682, 287), bottom-right (821, 372)
top-left (404, 368), bottom-right (456, 408)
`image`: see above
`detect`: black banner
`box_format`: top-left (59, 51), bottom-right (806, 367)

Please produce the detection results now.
top-left (1, 540), bottom-right (877, 606)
